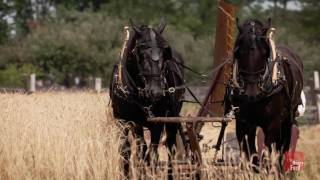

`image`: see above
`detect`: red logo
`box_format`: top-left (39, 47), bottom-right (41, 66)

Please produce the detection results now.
top-left (284, 151), bottom-right (304, 172)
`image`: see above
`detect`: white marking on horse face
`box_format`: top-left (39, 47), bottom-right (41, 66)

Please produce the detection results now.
top-left (150, 30), bottom-right (160, 61)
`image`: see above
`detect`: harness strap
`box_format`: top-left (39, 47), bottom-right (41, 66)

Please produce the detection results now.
top-left (118, 26), bottom-right (130, 88)
top-left (172, 60), bottom-right (207, 78)
top-left (267, 27), bottom-right (280, 84)
top-left (185, 86), bottom-right (215, 117)
top-left (173, 56), bottom-right (232, 80)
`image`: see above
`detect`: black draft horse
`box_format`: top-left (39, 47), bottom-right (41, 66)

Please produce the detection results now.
top-left (225, 18), bottom-right (303, 167)
top-left (109, 19), bottom-right (185, 177)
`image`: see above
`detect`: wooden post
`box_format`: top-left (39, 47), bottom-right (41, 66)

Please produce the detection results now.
top-left (74, 77), bottom-right (80, 86)
top-left (313, 71), bottom-right (320, 122)
top-left (317, 95), bottom-right (320, 123)
top-left (314, 71), bottom-right (319, 90)
top-left (29, 73), bottom-right (36, 93)
top-left (95, 77), bottom-right (102, 93)
top-left (314, 71), bottom-right (320, 122)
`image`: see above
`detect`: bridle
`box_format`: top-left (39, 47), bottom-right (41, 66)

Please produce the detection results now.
top-left (128, 29), bottom-right (183, 99)
top-left (232, 21), bottom-right (274, 95)
top-left (238, 67), bottom-right (267, 84)
top-left (134, 48), bottom-right (166, 94)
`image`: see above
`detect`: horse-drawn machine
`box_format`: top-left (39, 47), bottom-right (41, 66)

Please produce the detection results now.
top-left (110, 0), bottom-right (304, 179)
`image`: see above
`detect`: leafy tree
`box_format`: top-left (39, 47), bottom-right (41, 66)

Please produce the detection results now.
top-left (0, 64), bottom-right (40, 87)
top-left (53, 0), bottom-right (107, 12)
top-left (0, 1), bottom-right (11, 44)
top-left (104, 0), bottom-right (218, 37)
top-left (11, 0), bottom-right (34, 37)
top-left (298, 0), bottom-right (320, 42)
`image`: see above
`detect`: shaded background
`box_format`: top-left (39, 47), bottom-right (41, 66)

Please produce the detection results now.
top-left (0, 0), bottom-right (318, 88)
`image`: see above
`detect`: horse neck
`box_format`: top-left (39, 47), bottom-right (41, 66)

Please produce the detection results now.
top-left (165, 57), bottom-right (184, 87)
top-left (119, 31), bottom-right (141, 90)
top-left (121, 54), bottom-right (141, 92)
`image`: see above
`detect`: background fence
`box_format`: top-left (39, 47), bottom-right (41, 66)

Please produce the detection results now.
top-left (301, 71), bottom-right (320, 124)
top-left (0, 74), bottom-right (104, 93)
top-left (1, 71), bottom-right (319, 124)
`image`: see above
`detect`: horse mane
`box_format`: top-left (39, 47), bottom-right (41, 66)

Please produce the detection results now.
top-left (124, 30), bottom-right (137, 60)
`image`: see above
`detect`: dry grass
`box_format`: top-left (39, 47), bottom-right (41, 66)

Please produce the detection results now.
top-left (296, 124), bottom-right (320, 179)
top-left (0, 92), bottom-right (121, 180)
top-left (0, 92), bottom-right (318, 179)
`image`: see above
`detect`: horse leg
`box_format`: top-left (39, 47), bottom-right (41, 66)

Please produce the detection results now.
top-left (289, 124), bottom-right (299, 152)
top-left (265, 120), bottom-right (281, 152)
top-left (147, 123), bottom-right (163, 165)
top-left (257, 126), bottom-right (266, 162)
top-left (264, 120), bottom-right (283, 172)
top-left (236, 120), bottom-right (247, 156)
top-left (236, 120), bottom-right (253, 158)
top-left (166, 123), bottom-right (179, 180)
top-left (247, 126), bottom-right (258, 166)
top-left (236, 120), bottom-right (258, 170)
top-left (132, 125), bottom-right (147, 163)
top-left (166, 124), bottom-right (179, 157)
top-left (120, 127), bottom-right (131, 179)
top-left (289, 107), bottom-right (300, 152)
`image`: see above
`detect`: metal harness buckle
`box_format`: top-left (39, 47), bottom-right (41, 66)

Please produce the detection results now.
top-left (168, 87), bottom-right (175, 93)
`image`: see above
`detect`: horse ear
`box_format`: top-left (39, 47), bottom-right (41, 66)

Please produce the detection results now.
top-left (236, 17), bottom-right (243, 32)
top-left (264, 18), bottom-right (272, 29)
top-left (129, 19), bottom-right (141, 34)
top-left (263, 18), bottom-right (272, 34)
top-left (157, 17), bottom-right (166, 34)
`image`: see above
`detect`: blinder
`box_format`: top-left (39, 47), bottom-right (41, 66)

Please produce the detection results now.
top-left (232, 20), bottom-right (274, 96)
top-left (131, 30), bottom-right (176, 99)
top-left (163, 46), bottom-right (173, 60)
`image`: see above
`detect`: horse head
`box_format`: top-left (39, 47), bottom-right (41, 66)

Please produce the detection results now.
top-left (233, 18), bottom-right (272, 99)
top-left (130, 18), bottom-right (172, 101)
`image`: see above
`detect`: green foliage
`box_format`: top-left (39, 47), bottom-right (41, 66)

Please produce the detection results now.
top-left (0, 20), bottom-right (9, 45)
top-left (0, 64), bottom-right (39, 87)
top-left (275, 27), bottom-right (320, 75)
top-left (19, 12), bottom-right (123, 85)
top-left (0, 11), bottom-right (213, 87)
top-left (164, 26), bottom-right (213, 82)
top-left (0, 0), bottom-right (319, 87)
top-left (12, 0), bottom-right (34, 37)
top-left (104, 0), bottom-right (218, 37)
top-left (241, 0), bottom-right (320, 74)
top-left (298, 0), bottom-right (320, 42)
top-left (225, 0), bottom-right (244, 5)
top-left (0, 1), bottom-right (11, 44)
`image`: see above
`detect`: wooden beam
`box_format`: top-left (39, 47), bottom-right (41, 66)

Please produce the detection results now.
top-left (198, 1), bottom-right (237, 118)
top-left (147, 116), bottom-right (233, 123)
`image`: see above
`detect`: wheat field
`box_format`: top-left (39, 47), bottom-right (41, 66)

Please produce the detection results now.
top-left (0, 92), bottom-right (319, 180)
top-left (0, 92), bottom-right (121, 180)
